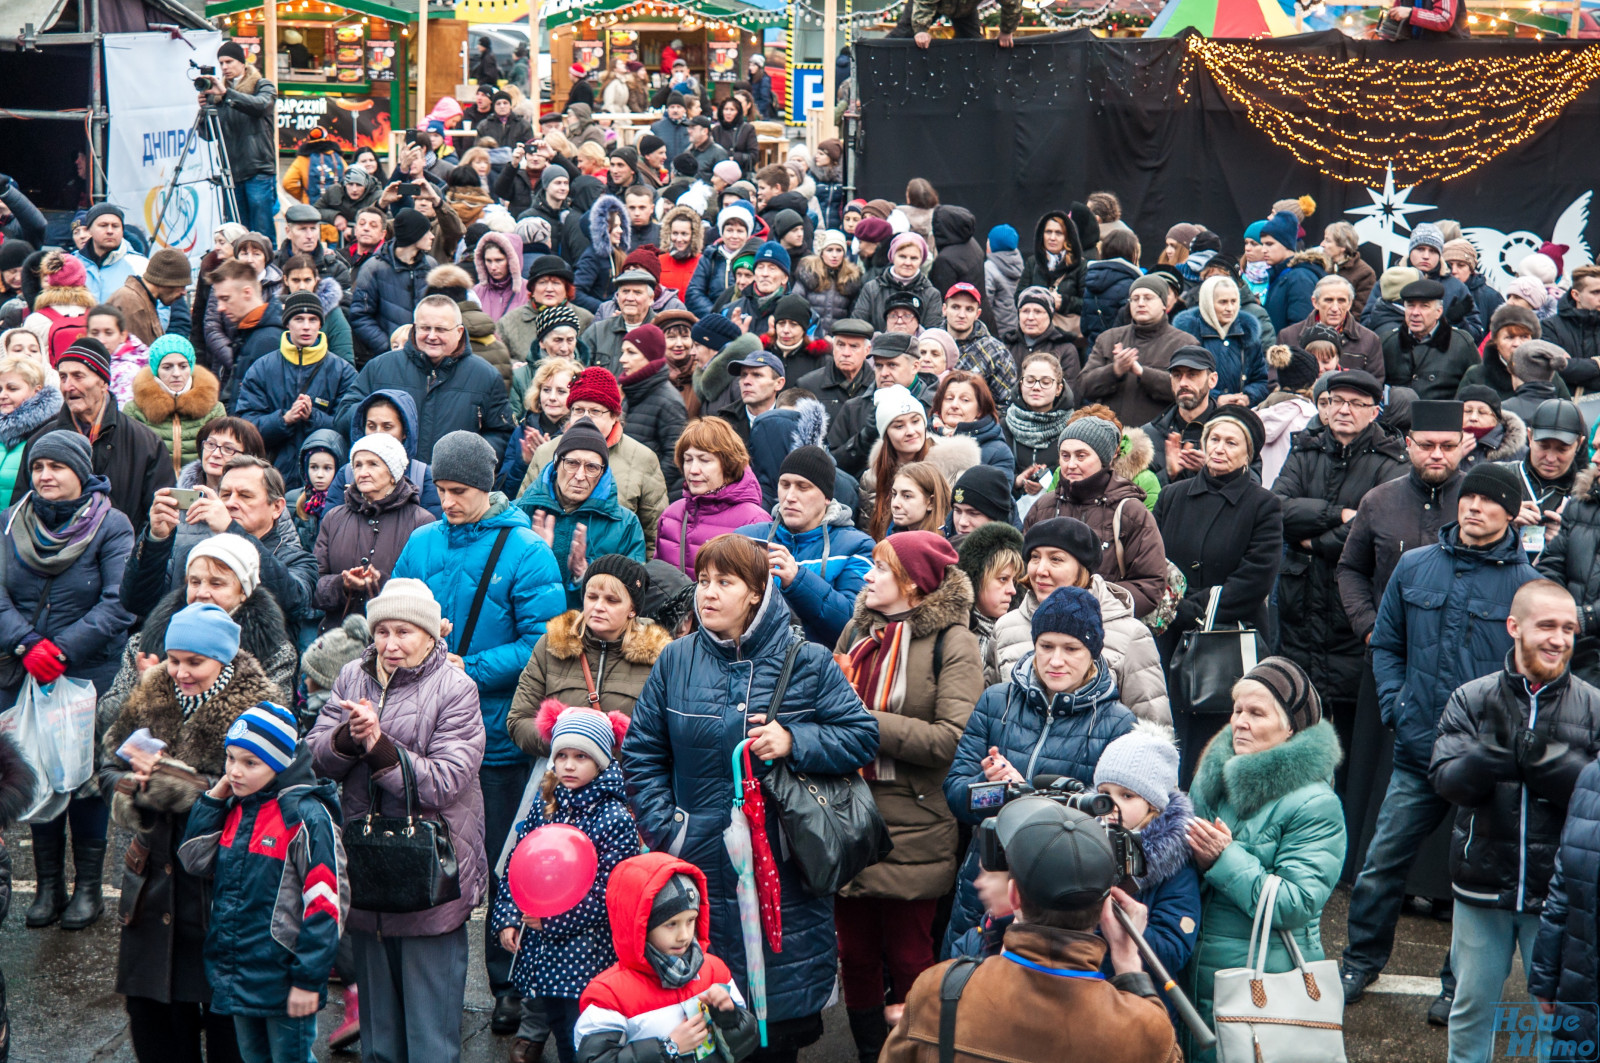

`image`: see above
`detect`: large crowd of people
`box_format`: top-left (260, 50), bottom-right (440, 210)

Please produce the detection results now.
top-left (2, 44), bottom-right (1600, 1063)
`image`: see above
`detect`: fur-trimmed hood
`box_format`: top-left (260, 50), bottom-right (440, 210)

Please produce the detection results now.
top-left (1114, 427), bottom-right (1154, 482)
top-left (1192, 719), bottom-right (1342, 820)
top-left (660, 205), bottom-right (705, 260)
top-left (788, 396), bottom-right (829, 450)
top-left (924, 434), bottom-right (982, 486)
top-left (588, 195), bottom-right (630, 253)
top-left (849, 564), bottom-right (974, 640)
top-left (34, 285), bottom-right (94, 311)
top-left (1290, 248), bottom-right (1332, 273)
top-left (1484, 410), bottom-right (1529, 464)
top-left (1134, 788), bottom-right (1196, 892)
top-left (544, 608), bottom-right (671, 667)
top-left (1575, 462), bottom-right (1600, 503)
top-left (134, 584), bottom-right (292, 672)
top-left (129, 364), bottom-right (221, 424)
top-left (0, 385), bottom-right (61, 447)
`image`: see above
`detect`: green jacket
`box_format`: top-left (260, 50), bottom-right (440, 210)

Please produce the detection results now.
top-left (911, 0), bottom-right (1021, 33)
top-left (1184, 721), bottom-right (1346, 1063)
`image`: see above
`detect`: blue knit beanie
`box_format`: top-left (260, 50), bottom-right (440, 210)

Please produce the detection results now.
top-left (224, 701), bottom-right (299, 773)
top-left (1031, 585), bottom-right (1104, 658)
top-left (752, 240), bottom-right (792, 275)
top-left (1259, 211), bottom-right (1300, 251)
top-left (987, 224), bottom-right (1019, 253)
top-left (166, 602), bottom-right (241, 663)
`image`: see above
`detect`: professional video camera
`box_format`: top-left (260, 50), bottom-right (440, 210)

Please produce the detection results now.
top-left (972, 775), bottom-right (1144, 882)
top-left (190, 60), bottom-right (219, 92)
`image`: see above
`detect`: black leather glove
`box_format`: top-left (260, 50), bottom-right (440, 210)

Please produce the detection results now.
top-left (1446, 293), bottom-right (1471, 325)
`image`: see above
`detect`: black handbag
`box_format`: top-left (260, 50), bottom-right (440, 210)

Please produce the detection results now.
top-left (1169, 587), bottom-right (1269, 715)
top-left (343, 749), bottom-right (462, 913)
top-left (759, 636), bottom-right (893, 897)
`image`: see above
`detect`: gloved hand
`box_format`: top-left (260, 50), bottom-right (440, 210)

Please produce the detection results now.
top-left (1446, 293), bottom-right (1472, 326)
top-left (22, 638), bottom-right (66, 684)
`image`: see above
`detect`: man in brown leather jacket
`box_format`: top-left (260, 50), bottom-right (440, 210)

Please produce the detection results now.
top-left (882, 798), bottom-right (1181, 1063)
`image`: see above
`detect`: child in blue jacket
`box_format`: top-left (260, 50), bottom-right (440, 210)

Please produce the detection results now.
top-left (493, 702), bottom-right (640, 1063)
top-left (178, 701), bottom-right (348, 1063)
top-left (1093, 719), bottom-right (1203, 1027)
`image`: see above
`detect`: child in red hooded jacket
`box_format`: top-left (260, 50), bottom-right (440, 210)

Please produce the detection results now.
top-left (574, 852), bottom-right (760, 1063)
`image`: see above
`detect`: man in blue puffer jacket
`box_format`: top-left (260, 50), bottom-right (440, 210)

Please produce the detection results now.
top-left (1342, 462), bottom-right (1540, 1004)
top-left (392, 431), bottom-right (565, 1023)
top-left (737, 445), bottom-right (872, 648)
top-left (942, 586), bottom-right (1136, 955)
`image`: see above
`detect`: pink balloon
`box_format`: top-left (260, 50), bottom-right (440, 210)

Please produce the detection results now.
top-left (508, 824), bottom-right (599, 917)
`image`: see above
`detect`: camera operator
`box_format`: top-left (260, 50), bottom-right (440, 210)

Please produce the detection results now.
top-left (196, 42), bottom-right (280, 239)
top-left (882, 797), bottom-right (1181, 1063)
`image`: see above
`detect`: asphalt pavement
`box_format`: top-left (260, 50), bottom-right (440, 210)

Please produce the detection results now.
top-left (0, 826), bottom-right (1468, 1063)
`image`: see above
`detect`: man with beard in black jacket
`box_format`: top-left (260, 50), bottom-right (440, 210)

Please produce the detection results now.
top-left (1274, 369), bottom-right (1407, 787)
top-left (1430, 579), bottom-right (1600, 1063)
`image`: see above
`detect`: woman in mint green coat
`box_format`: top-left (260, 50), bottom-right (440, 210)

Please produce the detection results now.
top-left (1183, 656), bottom-right (1346, 1063)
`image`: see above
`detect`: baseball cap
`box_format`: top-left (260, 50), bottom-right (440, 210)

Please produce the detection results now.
top-left (945, 282), bottom-right (982, 304)
top-left (729, 350), bottom-right (786, 377)
top-left (1528, 398), bottom-right (1587, 444)
top-left (1168, 346), bottom-right (1216, 373)
top-left (992, 798), bottom-right (1121, 909)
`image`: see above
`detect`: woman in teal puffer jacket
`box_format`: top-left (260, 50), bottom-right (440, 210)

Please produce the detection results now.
top-left (1184, 656), bottom-right (1346, 1063)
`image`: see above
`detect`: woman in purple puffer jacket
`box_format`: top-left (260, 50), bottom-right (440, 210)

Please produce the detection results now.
top-left (308, 576), bottom-right (486, 1063)
top-left (656, 417), bottom-right (770, 577)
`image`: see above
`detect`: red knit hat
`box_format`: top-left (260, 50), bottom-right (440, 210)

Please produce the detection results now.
top-left (567, 366), bottom-right (623, 415)
top-left (624, 324), bottom-right (665, 364)
top-left (622, 244), bottom-right (662, 286)
top-left (885, 530), bottom-right (959, 597)
top-left (46, 255), bottom-right (88, 289)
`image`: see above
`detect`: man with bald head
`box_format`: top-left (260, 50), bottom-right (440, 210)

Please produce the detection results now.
top-left (1430, 579), bottom-right (1600, 1063)
top-left (338, 293), bottom-right (513, 460)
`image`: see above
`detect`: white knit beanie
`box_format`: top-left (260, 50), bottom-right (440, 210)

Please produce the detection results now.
top-left (1093, 721), bottom-right (1180, 812)
top-left (874, 384), bottom-right (925, 438)
top-left (187, 533), bottom-right (261, 599)
top-left (350, 432), bottom-right (409, 485)
top-left (365, 577), bottom-right (442, 639)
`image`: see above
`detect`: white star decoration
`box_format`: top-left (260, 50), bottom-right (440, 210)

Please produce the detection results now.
top-left (1346, 163), bottom-right (1435, 269)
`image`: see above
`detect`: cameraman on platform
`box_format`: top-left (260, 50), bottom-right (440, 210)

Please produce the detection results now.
top-left (882, 797), bottom-right (1181, 1063)
top-left (196, 41), bottom-right (279, 239)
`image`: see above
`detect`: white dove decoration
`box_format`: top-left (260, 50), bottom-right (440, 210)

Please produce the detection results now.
top-left (1464, 193), bottom-right (1593, 294)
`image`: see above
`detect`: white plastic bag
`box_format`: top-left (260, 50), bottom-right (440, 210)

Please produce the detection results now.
top-left (0, 679), bottom-right (79, 822)
top-left (32, 676), bottom-right (97, 793)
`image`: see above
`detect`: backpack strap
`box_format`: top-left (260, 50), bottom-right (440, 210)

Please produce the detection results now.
top-left (938, 957), bottom-right (983, 1063)
top-left (456, 527), bottom-right (512, 656)
top-left (1112, 498), bottom-right (1128, 580)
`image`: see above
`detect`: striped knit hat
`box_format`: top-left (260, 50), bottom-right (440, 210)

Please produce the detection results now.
top-left (1240, 656), bottom-right (1322, 733)
top-left (537, 701), bottom-right (629, 771)
top-left (224, 701), bottom-right (299, 773)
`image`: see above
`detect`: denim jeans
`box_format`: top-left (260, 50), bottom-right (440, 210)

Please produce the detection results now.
top-left (235, 174), bottom-right (278, 240)
top-left (1344, 765), bottom-right (1455, 980)
top-left (481, 761), bottom-right (534, 999)
top-left (1447, 902), bottom-right (1545, 1063)
top-left (232, 1014), bottom-right (316, 1063)
top-left (541, 997), bottom-right (582, 1063)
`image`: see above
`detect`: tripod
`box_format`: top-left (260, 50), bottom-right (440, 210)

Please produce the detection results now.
top-left (152, 102), bottom-right (240, 246)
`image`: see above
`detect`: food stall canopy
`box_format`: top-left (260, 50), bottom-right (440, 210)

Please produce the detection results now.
top-left (541, 0), bottom-right (787, 29)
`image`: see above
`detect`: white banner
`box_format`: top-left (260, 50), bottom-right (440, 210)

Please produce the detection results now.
top-left (104, 30), bottom-right (226, 269)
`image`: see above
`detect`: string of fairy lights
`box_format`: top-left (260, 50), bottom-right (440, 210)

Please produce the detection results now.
top-left (1185, 36), bottom-right (1600, 185)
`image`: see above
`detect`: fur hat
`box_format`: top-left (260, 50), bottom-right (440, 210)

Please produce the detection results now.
top-left (957, 520), bottom-right (1023, 589)
top-left (1490, 302), bottom-right (1541, 340)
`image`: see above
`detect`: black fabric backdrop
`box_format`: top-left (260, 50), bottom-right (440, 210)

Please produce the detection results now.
top-left (855, 31), bottom-right (1600, 268)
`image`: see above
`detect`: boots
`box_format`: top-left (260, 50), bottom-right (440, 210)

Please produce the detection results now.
top-left (328, 985), bottom-right (360, 1052)
top-left (24, 827), bottom-right (67, 929)
top-left (60, 837), bottom-right (106, 931)
top-left (846, 1008), bottom-right (888, 1063)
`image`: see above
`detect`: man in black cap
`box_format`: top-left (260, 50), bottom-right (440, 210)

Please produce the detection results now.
top-left (276, 202), bottom-right (352, 296)
top-left (197, 41), bottom-right (279, 238)
top-left (799, 318), bottom-right (874, 422)
top-left (1273, 368), bottom-right (1406, 818)
top-left (736, 445), bottom-right (873, 647)
top-left (1141, 345), bottom-right (1220, 486)
top-left (685, 116), bottom-right (729, 182)
top-left (1344, 458), bottom-right (1541, 1014)
top-left (478, 89), bottom-right (533, 149)
top-left (827, 331), bottom-right (931, 477)
top-left (950, 465), bottom-right (1016, 537)
top-left (881, 798), bottom-right (1177, 1063)
top-left (1504, 397), bottom-right (1590, 562)
top-left (348, 207), bottom-right (438, 358)
top-left (1381, 278), bottom-right (1480, 400)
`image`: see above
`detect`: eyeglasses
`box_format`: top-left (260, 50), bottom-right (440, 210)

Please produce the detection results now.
top-left (559, 458), bottom-right (604, 479)
top-left (414, 325), bottom-right (460, 337)
top-left (1317, 397), bottom-right (1376, 411)
top-left (1408, 439), bottom-right (1461, 455)
top-left (202, 440), bottom-right (242, 457)
top-left (1022, 376), bottom-right (1058, 389)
